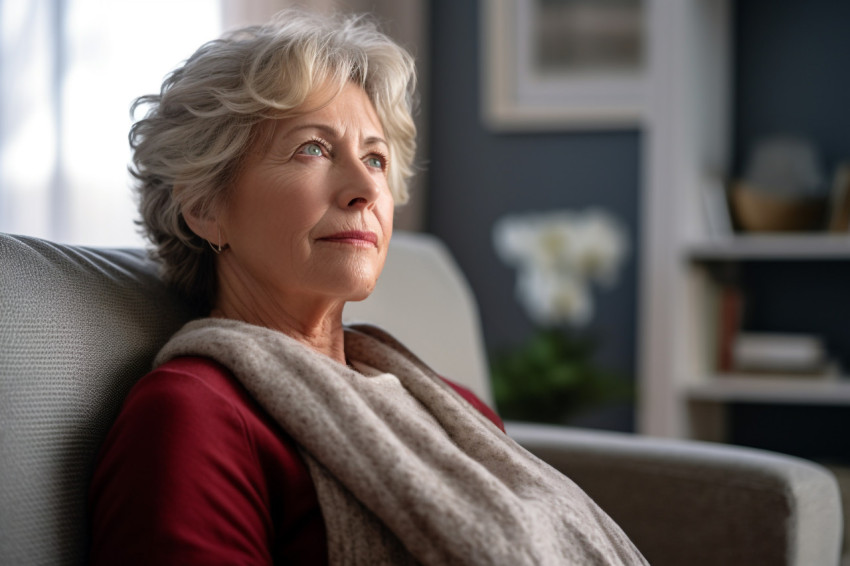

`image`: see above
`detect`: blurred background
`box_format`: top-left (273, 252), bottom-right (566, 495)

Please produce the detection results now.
top-left (3, 0), bottom-right (850, 466)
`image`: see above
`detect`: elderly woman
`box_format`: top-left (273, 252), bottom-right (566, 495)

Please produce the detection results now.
top-left (88, 10), bottom-right (646, 566)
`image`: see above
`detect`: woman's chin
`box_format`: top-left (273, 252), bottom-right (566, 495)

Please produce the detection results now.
top-left (319, 272), bottom-right (380, 304)
top-left (333, 260), bottom-right (383, 299)
top-left (339, 278), bottom-right (378, 303)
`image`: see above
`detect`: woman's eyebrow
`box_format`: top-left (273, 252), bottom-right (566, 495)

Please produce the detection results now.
top-left (361, 136), bottom-right (390, 152)
top-left (283, 123), bottom-right (337, 138)
top-left (282, 123), bottom-right (388, 149)
top-left (363, 135), bottom-right (389, 150)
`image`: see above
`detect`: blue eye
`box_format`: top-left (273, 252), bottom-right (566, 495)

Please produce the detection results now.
top-left (366, 156), bottom-right (385, 169)
top-left (301, 143), bottom-right (323, 156)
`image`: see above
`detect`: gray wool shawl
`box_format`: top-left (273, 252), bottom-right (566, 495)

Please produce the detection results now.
top-left (155, 318), bottom-right (648, 566)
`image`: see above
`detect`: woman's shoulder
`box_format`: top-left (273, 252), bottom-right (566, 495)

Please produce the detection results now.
top-left (132, 356), bottom-right (504, 432)
top-left (440, 378), bottom-right (505, 432)
top-left (121, 356), bottom-right (271, 427)
top-left (104, 356), bottom-right (274, 464)
top-left (121, 356), bottom-right (306, 462)
top-left (133, 356), bottom-right (242, 400)
top-left (103, 356), bottom-right (311, 484)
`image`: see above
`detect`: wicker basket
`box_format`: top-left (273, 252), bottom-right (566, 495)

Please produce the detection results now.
top-left (730, 182), bottom-right (827, 232)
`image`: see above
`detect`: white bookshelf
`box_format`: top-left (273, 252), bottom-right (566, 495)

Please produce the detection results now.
top-left (687, 234), bottom-right (850, 261)
top-left (639, 0), bottom-right (733, 439)
top-left (686, 376), bottom-right (850, 405)
top-left (637, 0), bottom-right (850, 440)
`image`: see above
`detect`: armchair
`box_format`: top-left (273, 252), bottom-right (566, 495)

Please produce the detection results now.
top-left (1, 231), bottom-right (843, 565)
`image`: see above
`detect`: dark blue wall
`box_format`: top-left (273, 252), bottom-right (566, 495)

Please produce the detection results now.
top-left (426, 0), bottom-right (642, 424)
top-left (734, 0), bottom-right (850, 176)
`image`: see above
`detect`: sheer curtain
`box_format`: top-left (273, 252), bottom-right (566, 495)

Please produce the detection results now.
top-left (0, 0), bottom-right (221, 246)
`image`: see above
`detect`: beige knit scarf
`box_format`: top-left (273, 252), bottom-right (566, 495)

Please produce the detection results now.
top-left (155, 318), bottom-right (647, 566)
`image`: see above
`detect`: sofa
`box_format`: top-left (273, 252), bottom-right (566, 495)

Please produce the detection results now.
top-left (0, 231), bottom-right (843, 565)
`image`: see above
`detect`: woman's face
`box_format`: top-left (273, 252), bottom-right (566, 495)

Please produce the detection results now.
top-left (215, 82), bottom-right (394, 315)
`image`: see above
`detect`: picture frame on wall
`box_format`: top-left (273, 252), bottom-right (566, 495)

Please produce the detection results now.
top-left (481, 0), bottom-right (648, 131)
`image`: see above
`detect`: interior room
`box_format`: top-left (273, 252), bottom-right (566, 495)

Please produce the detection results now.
top-left (2, 0), bottom-right (849, 564)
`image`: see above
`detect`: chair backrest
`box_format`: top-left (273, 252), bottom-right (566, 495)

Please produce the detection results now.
top-left (0, 230), bottom-right (490, 565)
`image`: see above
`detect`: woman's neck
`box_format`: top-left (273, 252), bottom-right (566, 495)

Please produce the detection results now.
top-left (210, 293), bottom-right (348, 365)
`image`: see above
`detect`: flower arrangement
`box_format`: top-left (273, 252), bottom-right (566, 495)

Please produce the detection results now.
top-left (490, 208), bottom-right (631, 424)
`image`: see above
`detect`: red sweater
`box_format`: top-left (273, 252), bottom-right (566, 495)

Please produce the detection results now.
top-left (89, 356), bottom-right (504, 565)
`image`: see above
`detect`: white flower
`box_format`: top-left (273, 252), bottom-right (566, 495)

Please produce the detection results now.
top-left (570, 209), bottom-right (627, 287)
top-left (494, 211), bottom-right (577, 270)
top-left (493, 207), bottom-right (628, 327)
top-left (517, 267), bottom-right (592, 327)
top-left (530, 212), bottom-right (576, 270)
top-left (492, 215), bottom-right (538, 266)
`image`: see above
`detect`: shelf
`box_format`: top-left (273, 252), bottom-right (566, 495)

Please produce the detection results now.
top-left (685, 234), bottom-right (850, 261)
top-left (685, 375), bottom-right (850, 405)
top-left (638, 1), bottom-right (850, 438)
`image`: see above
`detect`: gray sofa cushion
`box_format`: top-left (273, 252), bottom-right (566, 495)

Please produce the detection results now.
top-left (0, 234), bottom-right (193, 565)
top-left (507, 422), bottom-right (844, 566)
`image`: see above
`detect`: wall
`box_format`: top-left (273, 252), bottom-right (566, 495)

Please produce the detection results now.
top-left (426, 0), bottom-right (641, 431)
top-left (733, 0), bottom-right (850, 175)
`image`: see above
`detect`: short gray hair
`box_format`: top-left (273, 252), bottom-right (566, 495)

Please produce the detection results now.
top-left (131, 9), bottom-right (417, 312)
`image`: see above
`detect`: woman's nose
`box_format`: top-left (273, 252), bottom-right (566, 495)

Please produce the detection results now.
top-left (337, 159), bottom-right (382, 209)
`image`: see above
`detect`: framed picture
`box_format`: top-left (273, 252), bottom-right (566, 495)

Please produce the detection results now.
top-left (482, 0), bottom-right (648, 130)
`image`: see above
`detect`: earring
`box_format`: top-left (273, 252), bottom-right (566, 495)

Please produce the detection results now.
top-left (208, 227), bottom-right (224, 254)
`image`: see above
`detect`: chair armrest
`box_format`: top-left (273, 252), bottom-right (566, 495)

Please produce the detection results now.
top-left (506, 421), bottom-right (843, 566)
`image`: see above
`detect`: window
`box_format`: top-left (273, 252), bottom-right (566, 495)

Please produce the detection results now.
top-left (0, 0), bottom-right (221, 246)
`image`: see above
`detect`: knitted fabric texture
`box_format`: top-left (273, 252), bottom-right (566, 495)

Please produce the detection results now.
top-left (155, 318), bottom-right (648, 566)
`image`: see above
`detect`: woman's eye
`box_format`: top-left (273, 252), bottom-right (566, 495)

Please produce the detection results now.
top-left (366, 156), bottom-right (385, 169)
top-left (300, 143), bottom-right (324, 157)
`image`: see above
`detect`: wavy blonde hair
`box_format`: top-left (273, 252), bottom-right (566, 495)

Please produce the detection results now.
top-left (131, 10), bottom-right (417, 312)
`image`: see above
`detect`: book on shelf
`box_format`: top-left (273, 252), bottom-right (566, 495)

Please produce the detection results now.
top-left (718, 365), bottom-right (840, 380)
top-left (827, 162), bottom-right (850, 232)
top-left (715, 285), bottom-right (743, 373)
top-left (725, 331), bottom-right (838, 379)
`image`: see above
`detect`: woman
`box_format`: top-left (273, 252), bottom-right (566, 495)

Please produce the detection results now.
top-left (89, 10), bottom-right (647, 566)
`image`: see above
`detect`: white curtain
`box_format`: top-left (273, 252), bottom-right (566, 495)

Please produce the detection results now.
top-left (0, 0), bottom-right (221, 246)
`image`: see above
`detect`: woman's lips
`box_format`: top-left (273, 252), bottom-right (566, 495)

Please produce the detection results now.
top-left (318, 230), bottom-right (378, 247)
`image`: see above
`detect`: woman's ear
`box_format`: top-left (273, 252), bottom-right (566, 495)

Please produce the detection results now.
top-left (182, 202), bottom-right (225, 249)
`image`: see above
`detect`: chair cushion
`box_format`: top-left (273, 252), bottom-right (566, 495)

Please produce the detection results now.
top-left (0, 234), bottom-right (193, 565)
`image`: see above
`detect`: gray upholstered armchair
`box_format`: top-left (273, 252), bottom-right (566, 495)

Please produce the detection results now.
top-left (0, 231), bottom-right (843, 565)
